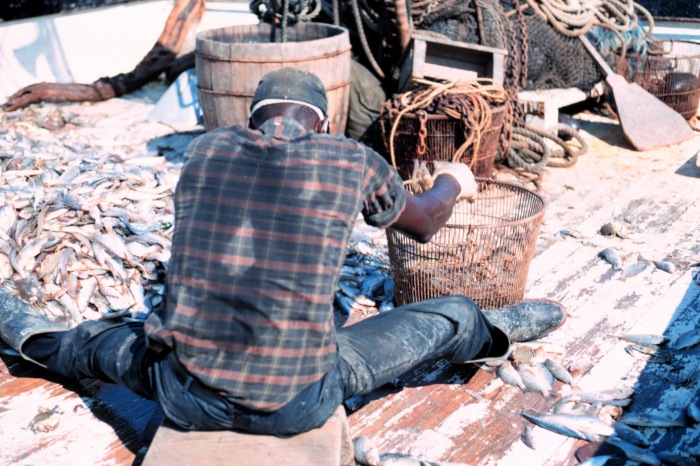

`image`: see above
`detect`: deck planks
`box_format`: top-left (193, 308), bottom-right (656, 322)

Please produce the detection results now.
top-left (0, 106), bottom-right (698, 465)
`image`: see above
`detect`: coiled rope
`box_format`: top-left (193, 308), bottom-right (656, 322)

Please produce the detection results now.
top-left (523, 0), bottom-right (655, 39)
top-left (379, 78), bottom-right (512, 174)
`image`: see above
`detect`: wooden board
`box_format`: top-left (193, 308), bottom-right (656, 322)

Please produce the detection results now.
top-left (142, 406), bottom-right (354, 466)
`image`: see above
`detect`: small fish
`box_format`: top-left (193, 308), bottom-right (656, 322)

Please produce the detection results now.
top-left (518, 364), bottom-right (555, 398)
top-left (612, 333), bottom-right (669, 346)
top-left (353, 436), bottom-right (380, 466)
top-left (651, 260), bottom-right (676, 273)
top-left (521, 424), bottom-right (539, 450)
top-left (606, 437), bottom-right (660, 465)
top-left (621, 260), bottom-right (649, 279)
top-left (613, 421), bottom-right (650, 447)
top-left (497, 360), bottom-right (527, 390)
top-left (673, 329), bottom-right (700, 350)
top-left (599, 248), bottom-right (623, 271)
top-left (618, 412), bottom-right (685, 428)
top-left (570, 391), bottom-right (633, 407)
top-left (521, 412), bottom-right (609, 442)
top-left (344, 395), bottom-right (365, 411)
top-left (544, 358), bottom-right (575, 386)
top-left (551, 399), bottom-right (578, 414)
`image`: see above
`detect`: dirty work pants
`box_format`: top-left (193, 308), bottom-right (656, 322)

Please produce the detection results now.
top-left (20, 295), bottom-right (503, 436)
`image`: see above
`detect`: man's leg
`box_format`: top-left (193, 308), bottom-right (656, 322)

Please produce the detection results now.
top-left (335, 295), bottom-right (508, 399)
top-left (20, 320), bottom-right (156, 399)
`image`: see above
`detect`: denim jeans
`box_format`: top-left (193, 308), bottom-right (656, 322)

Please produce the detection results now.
top-left (21, 295), bottom-right (503, 436)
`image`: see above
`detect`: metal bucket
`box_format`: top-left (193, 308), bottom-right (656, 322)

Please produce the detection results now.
top-left (386, 178), bottom-right (545, 310)
top-left (196, 22), bottom-right (352, 135)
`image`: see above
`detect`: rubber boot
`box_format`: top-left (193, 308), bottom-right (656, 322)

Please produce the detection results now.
top-left (483, 299), bottom-right (567, 342)
top-left (0, 289), bottom-right (69, 367)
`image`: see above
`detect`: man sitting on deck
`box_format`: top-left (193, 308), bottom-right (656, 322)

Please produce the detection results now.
top-left (0, 68), bottom-right (566, 436)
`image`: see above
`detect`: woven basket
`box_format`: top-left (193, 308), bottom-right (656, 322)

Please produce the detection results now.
top-left (383, 103), bottom-right (508, 180)
top-left (386, 178), bottom-right (545, 310)
top-left (615, 40), bottom-right (700, 120)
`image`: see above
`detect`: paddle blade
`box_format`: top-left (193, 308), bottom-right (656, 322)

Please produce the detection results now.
top-left (609, 76), bottom-right (695, 151)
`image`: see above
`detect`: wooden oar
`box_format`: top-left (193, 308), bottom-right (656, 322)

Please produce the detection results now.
top-left (579, 35), bottom-right (695, 151)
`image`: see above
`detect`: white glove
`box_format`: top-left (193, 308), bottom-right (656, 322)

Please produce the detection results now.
top-left (432, 161), bottom-right (478, 203)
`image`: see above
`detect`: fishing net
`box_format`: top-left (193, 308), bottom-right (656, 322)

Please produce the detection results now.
top-left (517, 12), bottom-right (601, 90)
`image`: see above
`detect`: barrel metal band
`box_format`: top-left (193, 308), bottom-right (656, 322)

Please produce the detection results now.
top-left (197, 78), bottom-right (352, 96)
top-left (195, 47), bottom-right (352, 64)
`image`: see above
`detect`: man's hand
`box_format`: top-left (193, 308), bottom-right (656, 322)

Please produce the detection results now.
top-left (432, 161), bottom-right (478, 203)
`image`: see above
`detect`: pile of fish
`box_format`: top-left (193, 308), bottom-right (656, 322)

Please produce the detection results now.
top-left (335, 239), bottom-right (395, 316)
top-left (487, 332), bottom-right (700, 465)
top-left (0, 109), bottom-right (399, 326)
top-left (0, 110), bottom-right (179, 324)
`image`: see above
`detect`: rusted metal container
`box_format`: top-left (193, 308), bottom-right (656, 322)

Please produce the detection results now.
top-left (615, 40), bottom-right (700, 120)
top-left (386, 179), bottom-right (545, 310)
top-left (196, 22), bottom-right (352, 136)
top-left (383, 103), bottom-right (508, 180)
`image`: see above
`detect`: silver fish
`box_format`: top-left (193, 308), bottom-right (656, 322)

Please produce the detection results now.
top-left (599, 248), bottom-right (623, 271)
top-left (353, 436), bottom-right (380, 466)
top-left (612, 421), bottom-right (650, 447)
top-left (518, 364), bottom-right (555, 398)
top-left (618, 412), bottom-right (685, 428)
top-left (651, 260), bottom-right (676, 273)
top-left (673, 328), bottom-right (700, 350)
top-left (344, 395), bottom-right (365, 411)
top-left (521, 412), bottom-right (606, 442)
top-left (621, 260), bottom-right (649, 279)
top-left (521, 424), bottom-right (538, 450)
top-left (497, 360), bottom-right (527, 390)
top-left (606, 437), bottom-right (660, 465)
top-left (544, 358), bottom-right (575, 386)
top-left (612, 333), bottom-right (669, 346)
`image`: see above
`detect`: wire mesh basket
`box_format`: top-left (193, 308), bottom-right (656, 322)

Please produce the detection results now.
top-left (383, 103), bottom-right (508, 180)
top-left (386, 178), bottom-right (545, 310)
top-left (614, 40), bottom-right (700, 120)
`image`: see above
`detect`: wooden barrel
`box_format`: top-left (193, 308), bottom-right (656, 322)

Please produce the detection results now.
top-left (196, 22), bottom-right (352, 136)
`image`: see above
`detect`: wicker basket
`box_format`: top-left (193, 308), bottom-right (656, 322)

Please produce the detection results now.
top-left (615, 40), bottom-right (700, 120)
top-left (383, 103), bottom-right (508, 180)
top-left (386, 178), bottom-right (545, 310)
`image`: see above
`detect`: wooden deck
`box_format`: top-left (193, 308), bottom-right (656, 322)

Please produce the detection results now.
top-left (0, 95), bottom-right (699, 465)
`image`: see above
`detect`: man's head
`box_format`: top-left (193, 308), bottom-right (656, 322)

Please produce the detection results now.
top-left (249, 68), bottom-right (329, 132)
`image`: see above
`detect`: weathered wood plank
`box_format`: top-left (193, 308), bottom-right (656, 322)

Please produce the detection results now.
top-left (346, 115), bottom-right (700, 465)
top-left (142, 406), bottom-right (355, 466)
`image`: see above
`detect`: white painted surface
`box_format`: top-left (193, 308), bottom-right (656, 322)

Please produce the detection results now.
top-left (0, 0), bottom-right (258, 102)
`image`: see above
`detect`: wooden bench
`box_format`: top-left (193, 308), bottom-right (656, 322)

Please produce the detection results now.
top-left (517, 87), bottom-right (589, 131)
top-left (142, 406), bottom-right (356, 466)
